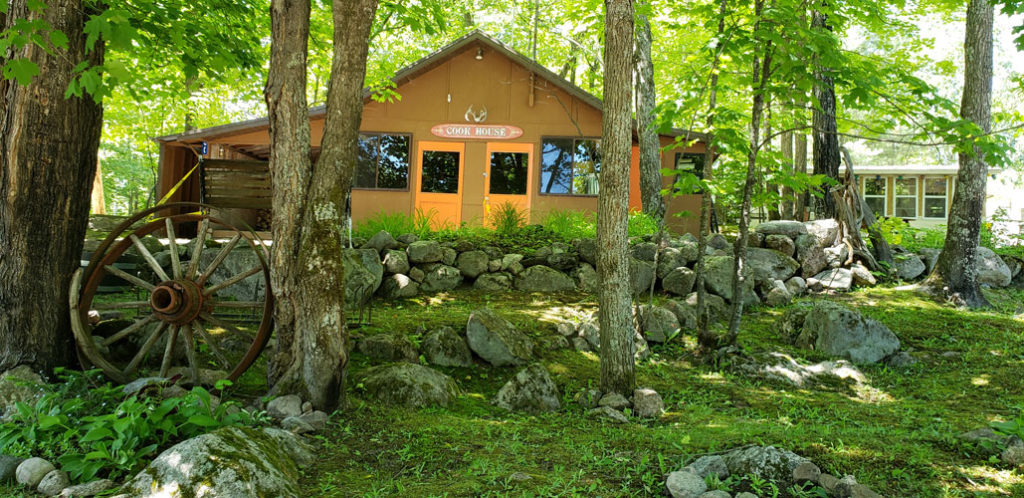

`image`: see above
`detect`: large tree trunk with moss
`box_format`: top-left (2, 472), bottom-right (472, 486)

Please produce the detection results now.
top-left (923, 0), bottom-right (993, 308)
top-left (0, 0), bottom-right (104, 374)
top-left (265, 0), bottom-right (378, 411)
top-left (811, 8), bottom-right (840, 220)
top-left (597, 0), bottom-right (635, 395)
top-left (634, 7), bottom-right (664, 221)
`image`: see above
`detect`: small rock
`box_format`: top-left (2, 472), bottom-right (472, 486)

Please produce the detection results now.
top-left (698, 491), bottom-right (730, 498)
top-left (885, 351), bottom-right (918, 369)
top-left (267, 394), bottom-right (303, 420)
top-left (281, 416), bottom-right (315, 434)
top-left (764, 234), bottom-right (796, 257)
top-left (509, 472), bottom-right (532, 481)
top-left (665, 469), bottom-right (707, 498)
top-left (301, 401), bottom-right (313, 414)
top-left (571, 336), bottom-right (591, 352)
top-left (15, 457), bottom-right (55, 488)
top-left (57, 479), bottom-right (115, 497)
top-left (556, 322), bottom-right (577, 337)
top-left (441, 247), bottom-right (457, 266)
top-left (407, 240), bottom-right (443, 264)
top-left (818, 473), bottom-right (841, 494)
top-left (37, 469), bottom-right (70, 496)
top-left (514, 265), bottom-right (576, 293)
top-left (396, 233), bottom-right (418, 244)
top-left (362, 231), bottom-right (398, 253)
top-left (792, 461), bottom-right (821, 483)
top-left (474, 272), bottom-right (513, 292)
top-left (456, 250), bottom-right (490, 279)
top-left (408, 266), bottom-right (426, 282)
top-left (735, 493), bottom-right (759, 498)
top-left (812, 268), bottom-right (853, 291)
top-left (755, 220), bottom-right (808, 239)
top-left (547, 252), bottom-right (578, 271)
top-left (358, 333), bottom-right (419, 362)
top-left (684, 455), bottom-right (729, 480)
top-left (299, 410), bottom-right (329, 431)
top-left (785, 276), bottom-right (807, 296)
top-left (159, 384), bottom-right (188, 400)
top-left (574, 388), bottom-right (603, 409)
top-left (708, 233), bottom-right (730, 251)
top-left (362, 363), bottom-right (460, 408)
top-left (895, 253), bottom-right (926, 280)
top-left (488, 259), bottom-right (502, 272)
top-left (632, 388), bottom-right (664, 418)
top-left (422, 326), bottom-right (474, 367)
top-left (587, 406), bottom-right (629, 424)
top-left (850, 263), bottom-right (877, 287)
top-left (598, 392), bottom-right (631, 410)
top-left (466, 309), bottom-right (534, 366)
top-left (382, 249), bottom-right (411, 275)
top-left (635, 305), bottom-right (680, 343)
top-left (662, 267), bottom-right (697, 297)
top-left (122, 376), bottom-right (168, 396)
top-left (1002, 444), bottom-right (1024, 467)
top-left (0, 455), bottom-right (24, 482)
top-left (493, 364), bottom-right (561, 413)
top-left (420, 264), bottom-right (464, 293)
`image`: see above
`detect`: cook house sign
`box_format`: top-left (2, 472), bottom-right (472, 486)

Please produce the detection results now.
top-left (431, 123), bottom-right (523, 140)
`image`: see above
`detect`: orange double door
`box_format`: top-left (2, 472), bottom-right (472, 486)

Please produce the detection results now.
top-left (414, 141), bottom-right (533, 229)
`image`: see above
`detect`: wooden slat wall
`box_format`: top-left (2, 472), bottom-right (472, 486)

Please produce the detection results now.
top-left (201, 159), bottom-right (271, 210)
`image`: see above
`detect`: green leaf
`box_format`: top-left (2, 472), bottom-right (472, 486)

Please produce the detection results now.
top-left (38, 414), bottom-right (62, 429)
top-left (187, 414), bottom-right (219, 427)
top-left (3, 58), bottom-right (40, 86)
top-left (49, 29), bottom-right (68, 50)
top-left (26, 0), bottom-right (46, 12)
top-left (80, 426), bottom-right (113, 443)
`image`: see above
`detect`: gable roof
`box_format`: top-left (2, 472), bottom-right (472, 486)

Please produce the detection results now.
top-left (156, 30), bottom-right (703, 144)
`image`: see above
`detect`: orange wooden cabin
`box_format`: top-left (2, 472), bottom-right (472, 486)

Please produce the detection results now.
top-left (154, 31), bottom-right (707, 234)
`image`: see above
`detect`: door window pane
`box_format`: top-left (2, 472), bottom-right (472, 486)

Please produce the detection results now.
top-left (490, 152), bottom-right (528, 195)
top-left (540, 139), bottom-right (573, 194)
top-left (421, 150), bottom-right (460, 194)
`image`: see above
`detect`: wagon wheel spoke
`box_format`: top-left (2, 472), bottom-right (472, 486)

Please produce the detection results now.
top-left (124, 321), bottom-right (168, 376)
top-left (186, 218), bottom-right (210, 280)
top-left (199, 311), bottom-right (253, 341)
top-left (159, 325), bottom-right (180, 378)
top-left (198, 233), bottom-right (241, 286)
top-left (192, 321), bottom-right (231, 372)
top-left (102, 314), bottom-right (157, 347)
top-left (203, 266), bottom-right (262, 297)
top-left (209, 301), bottom-right (264, 308)
top-left (92, 301), bottom-right (150, 310)
top-left (103, 265), bottom-right (155, 291)
top-left (181, 324), bottom-right (200, 384)
top-left (130, 234), bottom-right (170, 282)
top-left (164, 218), bottom-right (183, 279)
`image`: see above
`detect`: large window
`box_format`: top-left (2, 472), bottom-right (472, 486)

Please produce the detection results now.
top-left (489, 152), bottom-right (529, 195)
top-left (355, 133), bottom-right (410, 190)
top-left (894, 177), bottom-right (917, 218)
top-left (540, 138), bottom-right (600, 195)
top-left (420, 150), bottom-right (460, 194)
top-left (923, 177), bottom-right (948, 219)
top-left (862, 177), bottom-right (886, 216)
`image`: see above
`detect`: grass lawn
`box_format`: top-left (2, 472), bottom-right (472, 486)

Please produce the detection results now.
top-left (299, 285), bottom-right (1024, 497)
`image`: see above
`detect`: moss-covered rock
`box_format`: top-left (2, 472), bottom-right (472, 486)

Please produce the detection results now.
top-left (119, 426), bottom-right (312, 497)
top-left (358, 333), bottom-right (419, 363)
top-left (422, 327), bottom-right (473, 367)
top-left (362, 363), bottom-right (460, 408)
top-left (466, 309), bottom-right (534, 366)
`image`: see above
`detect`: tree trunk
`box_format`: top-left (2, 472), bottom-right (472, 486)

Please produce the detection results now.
top-left (695, 0), bottom-right (728, 351)
top-left (794, 109), bottom-right (808, 221)
top-left (634, 8), bottom-right (664, 221)
top-left (725, 0), bottom-right (771, 346)
top-left (811, 8), bottom-right (839, 220)
top-left (780, 126), bottom-right (794, 220)
top-left (597, 0), bottom-right (635, 395)
top-left (924, 0), bottom-right (993, 308)
top-left (266, 0), bottom-right (379, 411)
top-left (0, 0), bottom-right (104, 374)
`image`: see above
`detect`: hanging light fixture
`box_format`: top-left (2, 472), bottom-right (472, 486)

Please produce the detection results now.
top-left (475, 47), bottom-right (483, 60)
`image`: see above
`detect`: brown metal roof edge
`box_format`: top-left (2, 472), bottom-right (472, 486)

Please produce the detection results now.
top-left (154, 30), bottom-right (705, 145)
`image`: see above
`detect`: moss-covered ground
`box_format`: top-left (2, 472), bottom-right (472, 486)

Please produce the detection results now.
top-left (300, 285), bottom-right (1024, 497)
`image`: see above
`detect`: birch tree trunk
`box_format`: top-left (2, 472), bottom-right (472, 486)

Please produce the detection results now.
top-left (811, 8), bottom-right (840, 220)
top-left (598, 0), bottom-right (635, 395)
top-left (0, 0), bottom-right (104, 374)
top-left (634, 6), bottom-right (664, 221)
top-left (265, 0), bottom-right (379, 411)
top-left (924, 0), bottom-right (993, 308)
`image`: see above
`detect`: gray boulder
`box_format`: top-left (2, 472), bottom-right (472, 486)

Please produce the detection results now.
top-left (0, 455), bottom-right (24, 482)
top-left (632, 388), bottom-right (664, 418)
top-left (665, 470), bottom-right (707, 498)
top-left (198, 246), bottom-right (266, 303)
top-left (785, 276), bottom-right (807, 297)
top-left (588, 406), bottom-right (629, 424)
top-left (501, 254), bottom-right (525, 274)
top-left (851, 263), bottom-right (877, 287)
top-left (456, 250), bottom-right (489, 279)
top-left (747, 247), bottom-right (800, 283)
top-left (573, 263), bottom-right (599, 293)
top-left (408, 266), bottom-right (425, 282)
top-left (630, 258), bottom-right (656, 295)
top-left (894, 253), bottom-right (926, 280)
top-left (441, 247), bottom-right (457, 266)
top-left (466, 309), bottom-right (534, 366)
top-left (685, 292), bottom-right (729, 324)
top-left (38, 469), bottom-right (70, 496)
top-left (747, 231), bottom-right (765, 248)
top-left (795, 234), bottom-right (828, 278)
top-left (547, 252), bottom-right (579, 271)
top-left (493, 364), bottom-right (561, 412)
top-left (344, 248), bottom-right (384, 308)
top-left (120, 427), bottom-right (313, 497)
top-left (474, 272), bottom-right (513, 292)
top-left (662, 267), bottom-right (696, 297)
top-left (661, 300), bottom-right (697, 329)
top-left (824, 244), bottom-right (849, 269)
top-left (977, 246), bottom-right (1012, 287)
top-left (15, 457), bottom-right (54, 488)
top-left (764, 234), bottom-right (796, 257)
top-left (515, 265), bottom-right (575, 292)
top-left (362, 231), bottom-right (398, 253)
top-left (396, 233), bottom-right (418, 244)
top-left (812, 268), bottom-right (853, 291)
top-left (422, 326), bottom-right (473, 367)
top-left (703, 256), bottom-right (758, 305)
top-left (788, 301), bottom-right (901, 364)
top-left (380, 274), bottom-right (419, 299)
top-left (755, 220), bottom-right (808, 239)
top-left (573, 238), bottom-right (598, 266)
top-left (804, 219), bottom-right (840, 246)
top-left (363, 363), bottom-right (460, 407)
top-left (919, 247), bottom-right (941, 274)
top-left (420, 264), bottom-right (463, 293)
top-left (267, 394), bottom-right (303, 420)
top-left (708, 233), bottom-right (730, 251)
top-left (762, 280), bottom-right (793, 307)
top-left (383, 249), bottom-right (410, 275)
top-left (358, 333), bottom-right (418, 362)
top-left (656, 247), bottom-right (688, 279)
top-left (684, 455), bottom-right (729, 480)
top-left (58, 479), bottom-right (115, 497)
top-left (407, 240), bottom-right (443, 264)
top-left (635, 305), bottom-right (680, 343)
top-left (722, 445), bottom-right (808, 485)
top-left (0, 365), bottom-right (44, 417)
top-left (630, 242), bottom-right (658, 261)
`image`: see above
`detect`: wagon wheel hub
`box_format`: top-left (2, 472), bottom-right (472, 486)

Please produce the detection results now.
top-left (150, 279), bottom-right (205, 325)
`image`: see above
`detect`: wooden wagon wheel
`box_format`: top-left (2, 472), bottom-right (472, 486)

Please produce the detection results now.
top-left (70, 203), bottom-right (274, 386)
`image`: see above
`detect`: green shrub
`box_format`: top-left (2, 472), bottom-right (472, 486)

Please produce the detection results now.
top-left (354, 211), bottom-right (418, 239)
top-left (490, 202), bottom-right (527, 236)
top-left (542, 210), bottom-right (597, 239)
top-left (0, 369), bottom-right (261, 482)
top-left (628, 210), bottom-right (659, 238)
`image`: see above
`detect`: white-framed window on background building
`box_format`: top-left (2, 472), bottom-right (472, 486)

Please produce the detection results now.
top-left (862, 177), bottom-right (887, 217)
top-left (894, 177), bottom-right (917, 218)
top-left (923, 177), bottom-right (948, 219)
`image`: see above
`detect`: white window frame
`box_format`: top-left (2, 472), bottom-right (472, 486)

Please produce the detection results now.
top-left (861, 176), bottom-right (888, 217)
top-left (922, 176), bottom-right (949, 219)
top-left (893, 177), bottom-right (918, 219)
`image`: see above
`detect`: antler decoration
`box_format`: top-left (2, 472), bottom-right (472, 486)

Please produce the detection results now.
top-left (464, 105), bottom-right (488, 123)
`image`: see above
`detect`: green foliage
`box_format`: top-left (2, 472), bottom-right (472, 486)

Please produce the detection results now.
top-left (490, 202), bottom-right (527, 236)
top-left (0, 369), bottom-right (260, 482)
top-left (627, 210), bottom-right (659, 238)
top-left (541, 210), bottom-right (597, 240)
top-left (991, 407), bottom-right (1024, 443)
